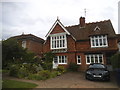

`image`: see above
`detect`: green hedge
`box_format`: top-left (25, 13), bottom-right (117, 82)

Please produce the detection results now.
top-left (110, 53), bottom-right (120, 69)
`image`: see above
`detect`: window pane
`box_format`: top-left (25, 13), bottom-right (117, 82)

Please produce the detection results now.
top-left (95, 55), bottom-right (98, 63)
top-left (103, 38), bottom-right (106, 45)
top-left (99, 55), bottom-right (103, 63)
top-left (59, 56), bottom-right (62, 63)
top-left (62, 56), bottom-right (64, 63)
top-left (96, 39), bottom-right (98, 46)
top-left (99, 39), bottom-right (102, 46)
top-left (87, 56), bottom-right (90, 63)
top-left (91, 55), bottom-right (94, 63)
top-left (64, 56), bottom-right (67, 63)
top-left (54, 56), bottom-right (58, 63)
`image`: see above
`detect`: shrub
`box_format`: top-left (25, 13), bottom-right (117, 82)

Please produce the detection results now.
top-left (37, 70), bottom-right (51, 80)
top-left (50, 71), bottom-right (60, 78)
top-left (42, 63), bottom-right (52, 71)
top-left (110, 53), bottom-right (120, 69)
top-left (68, 63), bottom-right (79, 72)
top-left (28, 74), bottom-right (44, 80)
top-left (56, 66), bottom-right (67, 73)
top-left (9, 64), bottom-right (21, 77)
top-left (17, 66), bottom-right (29, 78)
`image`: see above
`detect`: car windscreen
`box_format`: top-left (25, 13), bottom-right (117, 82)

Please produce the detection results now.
top-left (89, 64), bottom-right (106, 69)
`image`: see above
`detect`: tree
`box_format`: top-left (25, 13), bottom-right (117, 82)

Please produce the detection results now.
top-left (110, 52), bottom-right (120, 69)
top-left (2, 38), bottom-right (35, 68)
top-left (42, 52), bottom-right (55, 70)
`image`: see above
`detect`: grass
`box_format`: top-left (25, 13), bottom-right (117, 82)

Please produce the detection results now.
top-left (2, 79), bottom-right (38, 89)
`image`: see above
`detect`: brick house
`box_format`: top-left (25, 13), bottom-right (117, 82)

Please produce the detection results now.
top-left (11, 34), bottom-right (44, 57)
top-left (44, 17), bottom-right (118, 71)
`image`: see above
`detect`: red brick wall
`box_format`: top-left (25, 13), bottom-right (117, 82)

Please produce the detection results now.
top-left (67, 35), bottom-right (76, 52)
top-left (50, 24), bottom-right (65, 34)
top-left (43, 38), bottom-right (51, 53)
top-left (19, 40), bottom-right (43, 57)
top-left (27, 40), bottom-right (43, 57)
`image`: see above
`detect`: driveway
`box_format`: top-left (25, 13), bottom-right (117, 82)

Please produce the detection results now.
top-left (3, 72), bottom-right (119, 88)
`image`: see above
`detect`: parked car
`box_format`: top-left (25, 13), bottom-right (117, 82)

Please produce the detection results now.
top-left (85, 63), bottom-right (110, 81)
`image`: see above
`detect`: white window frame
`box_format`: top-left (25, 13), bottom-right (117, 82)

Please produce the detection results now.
top-left (22, 40), bottom-right (26, 48)
top-left (50, 33), bottom-right (67, 49)
top-left (90, 35), bottom-right (108, 48)
top-left (86, 54), bottom-right (103, 64)
top-left (53, 56), bottom-right (67, 64)
top-left (77, 55), bottom-right (81, 64)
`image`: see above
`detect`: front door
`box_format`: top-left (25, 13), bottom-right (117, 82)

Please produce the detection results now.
top-left (53, 56), bottom-right (58, 69)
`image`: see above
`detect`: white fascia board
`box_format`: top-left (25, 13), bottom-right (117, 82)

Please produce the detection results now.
top-left (94, 26), bottom-right (100, 31)
top-left (45, 20), bottom-right (70, 38)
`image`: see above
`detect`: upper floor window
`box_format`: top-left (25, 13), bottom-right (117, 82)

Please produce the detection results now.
top-left (22, 40), bottom-right (26, 48)
top-left (50, 34), bottom-right (67, 49)
top-left (90, 35), bottom-right (108, 48)
top-left (77, 55), bottom-right (81, 64)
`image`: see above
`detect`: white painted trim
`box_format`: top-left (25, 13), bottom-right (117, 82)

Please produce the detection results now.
top-left (94, 26), bottom-right (100, 31)
top-left (46, 19), bottom-right (70, 38)
top-left (50, 34), bottom-right (67, 50)
top-left (86, 54), bottom-right (103, 64)
top-left (90, 35), bottom-right (108, 48)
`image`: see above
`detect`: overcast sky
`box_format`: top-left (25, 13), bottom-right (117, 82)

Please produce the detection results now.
top-left (1, 0), bottom-right (120, 40)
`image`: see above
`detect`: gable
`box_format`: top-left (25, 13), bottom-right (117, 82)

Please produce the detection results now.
top-left (45, 19), bottom-right (70, 38)
top-left (50, 23), bottom-right (65, 34)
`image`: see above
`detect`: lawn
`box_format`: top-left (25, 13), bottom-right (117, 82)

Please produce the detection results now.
top-left (2, 79), bottom-right (38, 89)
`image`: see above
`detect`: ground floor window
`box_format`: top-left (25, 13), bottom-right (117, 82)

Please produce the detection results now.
top-left (86, 54), bottom-right (103, 64)
top-left (77, 55), bottom-right (81, 64)
top-left (53, 56), bottom-right (67, 64)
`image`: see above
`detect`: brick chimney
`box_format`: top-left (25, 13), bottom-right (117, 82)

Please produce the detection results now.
top-left (79, 17), bottom-right (85, 27)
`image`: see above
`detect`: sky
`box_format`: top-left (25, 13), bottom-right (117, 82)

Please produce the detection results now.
top-left (1, 0), bottom-right (120, 40)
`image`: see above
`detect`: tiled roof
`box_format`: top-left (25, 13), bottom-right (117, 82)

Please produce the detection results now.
top-left (11, 34), bottom-right (44, 43)
top-left (65, 20), bottom-right (116, 41)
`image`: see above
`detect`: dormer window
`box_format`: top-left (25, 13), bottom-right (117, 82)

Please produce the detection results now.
top-left (50, 33), bottom-right (67, 49)
top-left (90, 35), bottom-right (108, 48)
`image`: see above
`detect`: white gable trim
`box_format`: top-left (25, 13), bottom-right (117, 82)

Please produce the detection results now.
top-left (45, 19), bottom-right (70, 38)
top-left (94, 26), bottom-right (100, 31)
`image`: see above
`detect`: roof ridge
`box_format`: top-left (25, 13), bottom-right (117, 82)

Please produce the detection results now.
top-left (86, 19), bottom-right (110, 25)
top-left (65, 24), bottom-right (79, 28)
top-left (65, 19), bottom-right (110, 28)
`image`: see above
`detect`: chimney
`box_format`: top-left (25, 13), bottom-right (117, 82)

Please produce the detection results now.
top-left (79, 17), bottom-right (85, 27)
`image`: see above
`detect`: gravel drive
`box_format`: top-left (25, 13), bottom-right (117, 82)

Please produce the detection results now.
top-left (3, 72), bottom-right (119, 88)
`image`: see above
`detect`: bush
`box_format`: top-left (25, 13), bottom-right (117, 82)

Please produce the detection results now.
top-left (37, 70), bottom-right (51, 80)
top-left (9, 63), bottom-right (43, 78)
top-left (17, 66), bottom-right (29, 78)
top-left (110, 53), bottom-right (120, 69)
top-left (50, 71), bottom-right (62, 78)
top-left (9, 64), bottom-right (21, 77)
top-left (68, 63), bottom-right (79, 72)
top-left (28, 74), bottom-right (44, 80)
top-left (42, 63), bottom-right (52, 71)
top-left (56, 66), bottom-right (67, 73)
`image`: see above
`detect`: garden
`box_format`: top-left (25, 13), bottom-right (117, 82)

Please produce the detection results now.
top-left (2, 38), bottom-right (68, 82)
